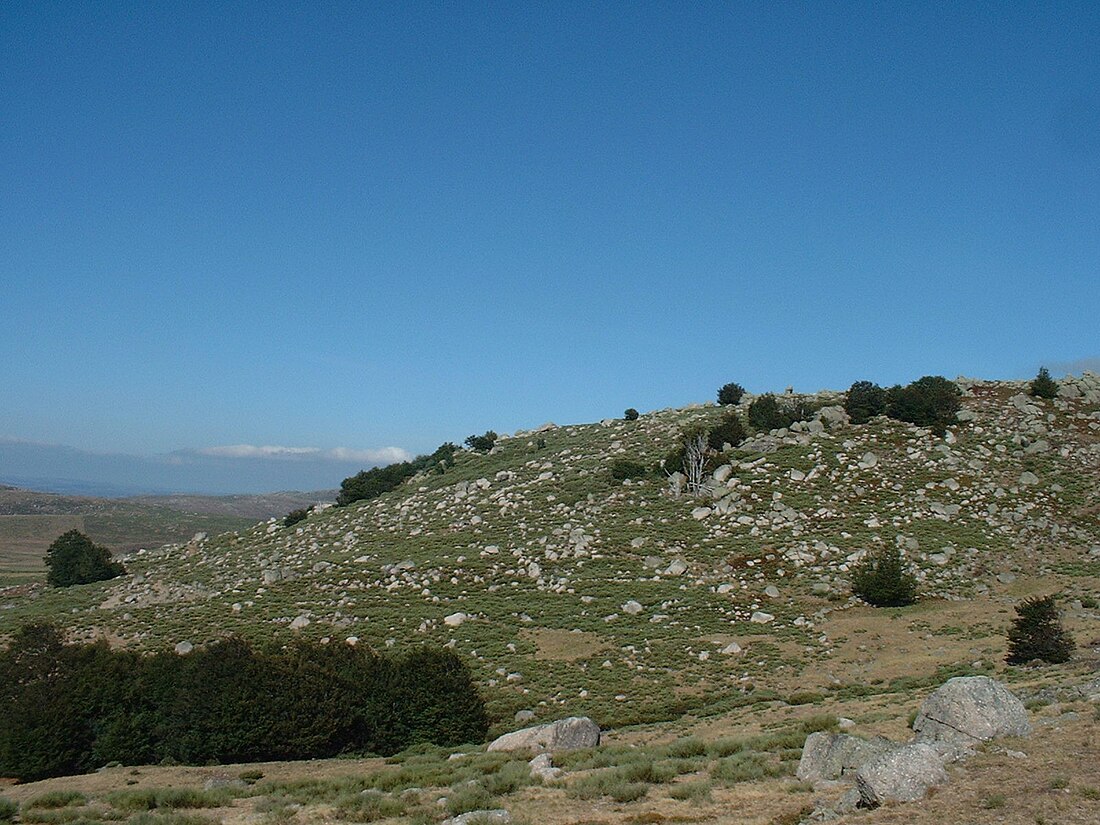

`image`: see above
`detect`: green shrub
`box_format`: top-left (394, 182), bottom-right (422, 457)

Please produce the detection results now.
top-left (748, 394), bottom-right (785, 431)
top-left (25, 792), bottom-right (87, 810)
top-left (337, 443), bottom-right (457, 506)
top-left (885, 376), bottom-right (961, 435)
top-left (844, 381), bottom-right (886, 424)
top-left (444, 783), bottom-right (497, 816)
top-left (1030, 367), bottom-right (1059, 399)
top-left (1006, 595), bottom-right (1075, 665)
top-left (707, 413), bottom-right (746, 451)
top-left (610, 458), bottom-right (649, 481)
top-left (45, 530), bottom-right (125, 588)
top-left (0, 798), bottom-right (15, 822)
top-left (282, 508), bottom-right (311, 528)
top-left (464, 431), bottom-right (497, 453)
top-left (717, 382), bottom-right (745, 406)
top-left (850, 546), bottom-right (917, 607)
top-left (624, 408), bottom-right (639, 421)
top-left (667, 780), bottom-right (712, 801)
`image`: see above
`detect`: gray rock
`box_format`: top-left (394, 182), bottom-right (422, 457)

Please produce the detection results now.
top-left (855, 743), bottom-right (948, 806)
top-left (441, 810), bottom-right (512, 825)
top-left (913, 676), bottom-right (1030, 748)
top-left (528, 753), bottom-right (562, 781)
top-left (796, 732), bottom-right (895, 783)
top-left (665, 559), bottom-right (688, 576)
top-left (514, 710), bottom-right (536, 724)
top-left (622, 600), bottom-right (643, 615)
top-left (816, 405), bottom-right (850, 429)
top-left (487, 716), bottom-right (600, 754)
top-left (174, 641), bottom-right (193, 655)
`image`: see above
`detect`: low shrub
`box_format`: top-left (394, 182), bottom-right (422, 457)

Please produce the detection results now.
top-left (444, 783), bottom-right (497, 816)
top-left (624, 408), bottom-right (639, 421)
top-left (851, 546), bottom-right (918, 607)
top-left (464, 431), bottom-right (497, 453)
top-left (885, 376), bottom-right (961, 436)
top-left (707, 413), bottom-right (746, 451)
top-left (282, 507), bottom-right (311, 528)
top-left (25, 792), bottom-right (88, 810)
top-left (1030, 367), bottom-right (1058, 399)
top-left (844, 380), bottom-right (886, 424)
top-left (717, 382), bottom-right (745, 406)
top-left (0, 798), bottom-right (15, 823)
top-left (610, 458), bottom-right (649, 481)
top-left (667, 780), bottom-right (712, 801)
top-left (1006, 595), bottom-right (1075, 664)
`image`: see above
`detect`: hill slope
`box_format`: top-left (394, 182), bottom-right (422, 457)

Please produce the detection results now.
top-left (1, 375), bottom-right (1098, 734)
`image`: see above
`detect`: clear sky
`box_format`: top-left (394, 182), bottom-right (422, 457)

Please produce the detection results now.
top-left (2, 2), bottom-right (1098, 493)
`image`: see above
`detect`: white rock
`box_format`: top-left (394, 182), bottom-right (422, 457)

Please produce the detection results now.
top-left (622, 600), bottom-right (643, 615)
top-left (444, 612), bottom-right (467, 627)
top-left (174, 641), bottom-right (193, 655)
top-left (750, 611), bottom-right (775, 624)
top-left (290, 614), bottom-right (310, 630)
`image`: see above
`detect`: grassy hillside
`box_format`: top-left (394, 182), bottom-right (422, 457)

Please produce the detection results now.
top-left (1, 376), bottom-right (1098, 737)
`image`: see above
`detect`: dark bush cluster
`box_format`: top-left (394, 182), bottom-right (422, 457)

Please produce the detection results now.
top-left (45, 530), bottom-right (125, 588)
top-left (0, 625), bottom-right (488, 782)
top-left (609, 458), bottom-right (649, 480)
top-left (1006, 595), bottom-right (1074, 665)
top-left (464, 431), bottom-right (498, 453)
top-left (1029, 367), bottom-right (1059, 400)
top-left (706, 412), bottom-right (747, 451)
top-left (717, 382), bottom-right (745, 406)
top-left (884, 376), bottom-right (961, 436)
top-left (623, 408), bottom-right (639, 421)
top-left (850, 546), bottom-right (918, 607)
top-left (746, 394), bottom-right (815, 432)
top-left (283, 506), bottom-right (313, 528)
top-left (844, 381), bottom-right (887, 425)
top-left (337, 443), bottom-right (458, 506)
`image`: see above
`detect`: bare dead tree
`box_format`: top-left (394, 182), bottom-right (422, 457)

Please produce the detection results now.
top-left (681, 426), bottom-right (708, 496)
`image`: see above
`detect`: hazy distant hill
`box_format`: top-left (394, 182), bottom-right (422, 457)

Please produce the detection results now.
top-left (0, 487), bottom-right (334, 580)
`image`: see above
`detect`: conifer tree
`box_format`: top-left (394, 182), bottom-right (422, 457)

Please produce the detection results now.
top-left (1006, 595), bottom-right (1074, 664)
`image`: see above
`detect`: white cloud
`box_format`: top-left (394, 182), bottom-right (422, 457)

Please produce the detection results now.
top-left (198, 444), bottom-right (411, 464)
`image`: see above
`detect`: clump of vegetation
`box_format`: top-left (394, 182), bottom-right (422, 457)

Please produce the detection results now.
top-left (624, 407), bottom-right (639, 421)
top-left (844, 380), bottom-right (887, 424)
top-left (747, 394), bottom-right (816, 432)
top-left (717, 382), bottom-right (745, 406)
top-left (45, 529), bottom-right (125, 587)
top-left (1030, 366), bottom-right (1059, 399)
top-left (1006, 595), bottom-right (1075, 664)
top-left (0, 624), bottom-right (488, 782)
top-left (610, 458), bottom-right (649, 481)
top-left (707, 412), bottom-right (747, 451)
top-left (337, 442), bottom-right (457, 506)
top-left (850, 546), bottom-right (918, 607)
top-left (0, 798), bottom-right (15, 822)
top-left (885, 375), bottom-right (961, 435)
top-left (464, 431), bottom-right (498, 453)
top-left (282, 506), bottom-right (312, 528)
top-left (24, 791), bottom-right (87, 810)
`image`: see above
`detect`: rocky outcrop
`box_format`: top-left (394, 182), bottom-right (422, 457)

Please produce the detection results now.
top-left (487, 716), bottom-right (600, 754)
top-left (796, 732), bottom-right (895, 783)
top-left (855, 743), bottom-right (949, 806)
top-left (913, 676), bottom-right (1030, 748)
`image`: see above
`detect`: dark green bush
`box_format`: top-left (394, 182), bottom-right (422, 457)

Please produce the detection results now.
top-left (338, 443), bottom-right (457, 506)
top-left (45, 530), bottom-right (125, 588)
top-left (748, 394), bottom-right (784, 431)
top-left (717, 382), bottom-right (745, 406)
top-left (850, 546), bottom-right (918, 607)
top-left (624, 408), bottom-right (639, 421)
top-left (0, 797), bottom-right (15, 822)
top-left (845, 381), bottom-right (887, 425)
top-left (707, 413), bottom-right (746, 451)
top-left (1029, 367), bottom-right (1058, 400)
top-left (885, 376), bottom-right (961, 436)
top-left (0, 627), bottom-right (488, 782)
top-left (464, 431), bottom-right (498, 453)
top-left (1006, 595), bottom-right (1075, 664)
top-left (610, 458), bottom-right (649, 480)
top-left (283, 507), bottom-right (311, 528)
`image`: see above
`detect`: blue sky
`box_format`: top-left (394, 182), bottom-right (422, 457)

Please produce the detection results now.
top-left (2, 2), bottom-right (1098, 493)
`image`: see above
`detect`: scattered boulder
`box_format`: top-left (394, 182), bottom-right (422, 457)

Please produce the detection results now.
top-left (913, 676), bottom-right (1030, 748)
top-left (441, 811), bottom-right (512, 825)
top-left (622, 600), bottom-right (643, 615)
top-left (528, 753), bottom-right (562, 781)
top-left (487, 716), bottom-right (600, 754)
top-left (796, 732), bottom-right (895, 783)
top-left (443, 612), bottom-right (467, 627)
top-left (174, 641), bottom-right (193, 655)
top-left (855, 743), bottom-right (948, 806)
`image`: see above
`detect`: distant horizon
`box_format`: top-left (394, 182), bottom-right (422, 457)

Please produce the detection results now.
top-left (4, 3), bottom-right (1098, 492)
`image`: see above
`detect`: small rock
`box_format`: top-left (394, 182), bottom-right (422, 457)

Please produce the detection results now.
top-left (750, 611), bottom-right (774, 624)
top-left (174, 641), bottom-right (193, 655)
top-left (444, 612), bottom-right (467, 627)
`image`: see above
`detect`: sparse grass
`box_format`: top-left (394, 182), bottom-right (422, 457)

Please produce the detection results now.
top-left (981, 794), bottom-right (1006, 809)
top-left (667, 780), bottom-right (712, 801)
top-left (25, 793), bottom-right (89, 810)
top-left (105, 789), bottom-right (234, 812)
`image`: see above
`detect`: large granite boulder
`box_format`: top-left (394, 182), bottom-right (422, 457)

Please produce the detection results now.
top-left (913, 676), bottom-right (1030, 748)
top-left (855, 743), bottom-right (949, 806)
top-left (796, 732), bottom-right (895, 783)
top-left (487, 716), bottom-right (600, 754)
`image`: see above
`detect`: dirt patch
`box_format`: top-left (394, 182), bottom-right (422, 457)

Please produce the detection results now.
top-left (525, 628), bottom-right (608, 661)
